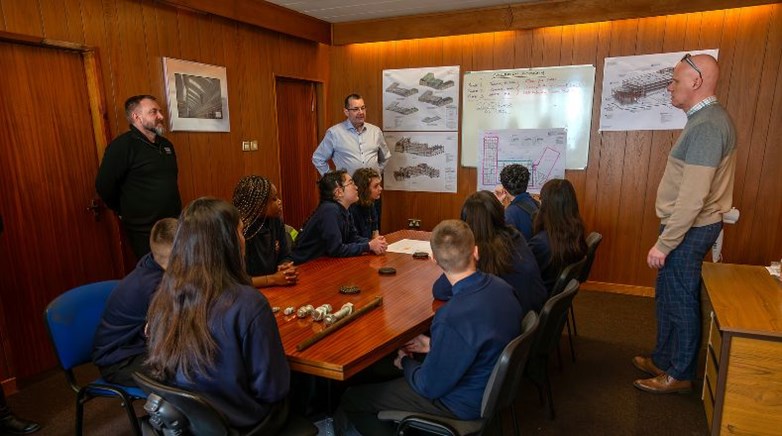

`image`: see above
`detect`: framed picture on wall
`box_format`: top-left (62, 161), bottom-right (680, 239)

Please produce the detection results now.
top-left (162, 57), bottom-right (230, 132)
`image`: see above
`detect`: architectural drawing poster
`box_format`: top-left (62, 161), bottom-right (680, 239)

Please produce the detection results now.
top-left (383, 132), bottom-right (458, 193)
top-left (382, 66), bottom-right (459, 131)
top-left (599, 49), bottom-right (718, 131)
top-left (477, 128), bottom-right (567, 195)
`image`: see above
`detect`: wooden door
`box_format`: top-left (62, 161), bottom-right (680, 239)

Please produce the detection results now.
top-left (275, 78), bottom-right (321, 230)
top-left (0, 41), bottom-right (119, 379)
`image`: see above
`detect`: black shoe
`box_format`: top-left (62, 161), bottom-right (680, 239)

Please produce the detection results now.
top-left (0, 414), bottom-right (40, 435)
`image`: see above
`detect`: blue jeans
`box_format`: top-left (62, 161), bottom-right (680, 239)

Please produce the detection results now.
top-left (652, 222), bottom-right (722, 381)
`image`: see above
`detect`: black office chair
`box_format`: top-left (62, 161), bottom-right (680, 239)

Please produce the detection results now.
top-left (525, 279), bottom-right (579, 420)
top-left (550, 256), bottom-right (587, 363)
top-left (132, 372), bottom-right (317, 436)
top-left (377, 311), bottom-right (540, 435)
top-left (571, 232), bottom-right (603, 336)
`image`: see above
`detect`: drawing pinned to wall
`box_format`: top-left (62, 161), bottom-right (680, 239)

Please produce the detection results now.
top-left (599, 49), bottom-right (718, 131)
top-left (163, 57), bottom-right (230, 132)
top-left (383, 66), bottom-right (459, 131)
top-left (477, 128), bottom-right (567, 194)
top-left (383, 132), bottom-right (458, 193)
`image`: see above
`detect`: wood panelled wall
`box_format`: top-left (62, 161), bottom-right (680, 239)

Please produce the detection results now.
top-left (328, 4), bottom-right (782, 288)
top-left (0, 0), bottom-right (778, 293)
top-left (0, 0), bottom-right (328, 205)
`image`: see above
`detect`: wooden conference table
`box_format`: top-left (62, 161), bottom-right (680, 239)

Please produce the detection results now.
top-left (700, 262), bottom-right (782, 435)
top-left (263, 230), bottom-right (443, 381)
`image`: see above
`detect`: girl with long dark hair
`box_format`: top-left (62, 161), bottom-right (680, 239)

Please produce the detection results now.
top-left (433, 190), bottom-right (547, 312)
top-left (529, 179), bottom-right (588, 293)
top-left (145, 198), bottom-right (289, 429)
top-left (292, 170), bottom-right (387, 264)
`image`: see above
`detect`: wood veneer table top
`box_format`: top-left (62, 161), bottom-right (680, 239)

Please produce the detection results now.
top-left (702, 262), bottom-right (782, 337)
top-left (263, 230), bottom-right (442, 380)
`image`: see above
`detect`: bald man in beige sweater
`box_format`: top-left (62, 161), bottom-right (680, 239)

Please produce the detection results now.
top-left (633, 54), bottom-right (736, 394)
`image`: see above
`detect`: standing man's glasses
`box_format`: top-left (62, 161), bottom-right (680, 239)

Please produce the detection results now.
top-left (347, 106), bottom-right (366, 112)
top-left (681, 53), bottom-right (702, 79)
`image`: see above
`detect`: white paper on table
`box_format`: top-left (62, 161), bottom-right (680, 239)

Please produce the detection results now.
top-left (765, 266), bottom-right (781, 278)
top-left (387, 239), bottom-right (432, 255)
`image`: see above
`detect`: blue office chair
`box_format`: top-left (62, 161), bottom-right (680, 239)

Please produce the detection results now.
top-left (44, 280), bottom-right (146, 435)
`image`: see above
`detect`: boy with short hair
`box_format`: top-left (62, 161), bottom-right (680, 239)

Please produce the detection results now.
top-left (92, 217), bottom-right (178, 386)
top-left (335, 220), bottom-right (526, 435)
top-left (501, 164), bottom-right (539, 240)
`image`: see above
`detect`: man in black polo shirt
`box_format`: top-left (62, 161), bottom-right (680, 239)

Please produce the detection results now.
top-left (96, 95), bottom-right (182, 258)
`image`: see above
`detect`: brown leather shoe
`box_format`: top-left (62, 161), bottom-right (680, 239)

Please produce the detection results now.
top-left (633, 373), bottom-right (692, 394)
top-left (632, 355), bottom-right (664, 377)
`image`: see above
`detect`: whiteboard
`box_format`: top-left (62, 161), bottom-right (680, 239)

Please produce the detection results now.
top-left (462, 65), bottom-right (596, 169)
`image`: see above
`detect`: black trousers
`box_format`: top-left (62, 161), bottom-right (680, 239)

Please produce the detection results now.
top-left (98, 353), bottom-right (148, 387)
top-left (125, 228), bottom-right (151, 259)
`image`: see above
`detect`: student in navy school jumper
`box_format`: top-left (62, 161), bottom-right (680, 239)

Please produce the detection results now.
top-left (145, 198), bottom-right (290, 430)
top-left (232, 175), bottom-right (298, 288)
top-left (433, 190), bottom-right (548, 313)
top-left (528, 179), bottom-right (588, 294)
top-left (350, 168), bottom-right (383, 240)
top-left (500, 164), bottom-right (539, 240)
top-left (292, 169), bottom-right (387, 264)
top-left (92, 217), bottom-right (178, 387)
top-left (334, 220), bottom-right (526, 436)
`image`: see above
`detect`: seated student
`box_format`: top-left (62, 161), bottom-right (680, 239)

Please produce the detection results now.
top-left (92, 217), bottom-right (178, 387)
top-left (350, 168), bottom-right (383, 239)
top-left (145, 198), bottom-right (290, 430)
top-left (292, 170), bottom-right (387, 264)
top-left (501, 164), bottom-right (539, 240)
top-left (232, 175), bottom-right (298, 288)
top-left (334, 220), bottom-right (526, 436)
top-left (433, 191), bottom-right (547, 313)
top-left (528, 179), bottom-right (588, 294)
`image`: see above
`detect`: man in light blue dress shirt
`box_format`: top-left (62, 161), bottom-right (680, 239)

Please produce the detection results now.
top-left (313, 93), bottom-right (391, 229)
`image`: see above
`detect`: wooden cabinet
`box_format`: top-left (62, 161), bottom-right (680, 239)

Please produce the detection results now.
top-left (701, 263), bottom-right (782, 435)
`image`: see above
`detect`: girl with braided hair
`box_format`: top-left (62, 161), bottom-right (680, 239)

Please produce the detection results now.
top-left (232, 175), bottom-right (298, 287)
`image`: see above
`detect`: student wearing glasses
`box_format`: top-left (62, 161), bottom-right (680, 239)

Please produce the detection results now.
top-left (634, 54), bottom-right (736, 395)
top-left (312, 94), bottom-right (392, 230)
top-left (292, 170), bottom-right (387, 264)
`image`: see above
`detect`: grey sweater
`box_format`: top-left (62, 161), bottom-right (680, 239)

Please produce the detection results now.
top-left (655, 102), bottom-right (736, 254)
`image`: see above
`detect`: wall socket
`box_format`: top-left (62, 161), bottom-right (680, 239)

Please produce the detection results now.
top-left (407, 218), bottom-right (421, 229)
top-left (242, 140), bottom-right (251, 152)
